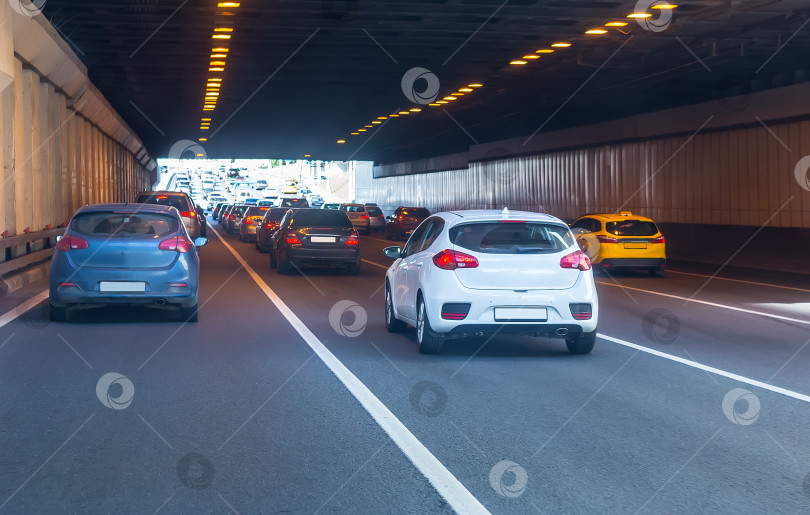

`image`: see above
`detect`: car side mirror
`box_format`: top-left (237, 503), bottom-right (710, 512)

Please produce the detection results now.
top-left (194, 237), bottom-right (209, 247)
top-left (383, 246), bottom-right (402, 259)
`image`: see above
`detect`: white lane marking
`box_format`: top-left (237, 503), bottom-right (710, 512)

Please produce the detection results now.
top-left (212, 228), bottom-right (490, 515)
top-left (667, 269), bottom-right (810, 294)
top-left (0, 290), bottom-right (49, 329)
top-left (362, 259), bottom-right (389, 270)
top-left (598, 333), bottom-right (810, 403)
top-left (595, 280), bottom-right (810, 326)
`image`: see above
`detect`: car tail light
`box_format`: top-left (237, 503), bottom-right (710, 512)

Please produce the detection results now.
top-left (159, 236), bottom-right (194, 253)
top-left (441, 303), bottom-right (471, 320)
top-left (560, 251), bottom-right (592, 271)
top-left (286, 232), bottom-right (301, 245)
top-left (180, 211), bottom-right (196, 218)
top-left (432, 250), bottom-right (479, 270)
top-left (652, 236), bottom-right (665, 244)
top-left (169, 282), bottom-right (188, 288)
top-left (56, 235), bottom-right (88, 251)
top-left (346, 231), bottom-right (360, 246)
top-left (398, 215), bottom-right (403, 220)
top-left (597, 235), bottom-right (619, 244)
top-left (244, 219), bottom-right (252, 225)
top-left (569, 303), bottom-right (593, 320)
top-left (230, 214), bottom-right (235, 220)
top-left (58, 282), bottom-right (78, 289)
top-left (361, 215), bottom-right (369, 219)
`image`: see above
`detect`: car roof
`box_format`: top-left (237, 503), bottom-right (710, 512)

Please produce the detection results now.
top-left (75, 203), bottom-right (180, 216)
top-left (579, 212), bottom-right (656, 223)
top-left (341, 203), bottom-right (364, 207)
top-left (439, 209), bottom-right (568, 227)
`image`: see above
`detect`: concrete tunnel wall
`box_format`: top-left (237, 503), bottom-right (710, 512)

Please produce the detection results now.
top-left (0, 3), bottom-right (155, 260)
top-left (357, 81), bottom-right (810, 271)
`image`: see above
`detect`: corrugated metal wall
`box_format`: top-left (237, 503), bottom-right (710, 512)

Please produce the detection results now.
top-left (362, 120), bottom-right (810, 228)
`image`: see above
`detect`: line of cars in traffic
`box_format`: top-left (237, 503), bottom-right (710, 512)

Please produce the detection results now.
top-left (216, 197), bottom-right (667, 355)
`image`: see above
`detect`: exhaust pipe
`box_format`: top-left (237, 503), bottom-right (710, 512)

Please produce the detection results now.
top-left (153, 298), bottom-right (167, 306)
top-left (555, 328), bottom-right (569, 336)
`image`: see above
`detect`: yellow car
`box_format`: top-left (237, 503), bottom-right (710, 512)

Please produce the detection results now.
top-left (570, 211), bottom-right (666, 275)
top-left (281, 185), bottom-right (297, 195)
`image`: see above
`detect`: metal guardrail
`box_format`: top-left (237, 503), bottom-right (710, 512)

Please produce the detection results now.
top-left (0, 228), bottom-right (65, 278)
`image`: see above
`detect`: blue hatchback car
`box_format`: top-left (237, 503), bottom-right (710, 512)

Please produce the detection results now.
top-left (49, 204), bottom-right (208, 322)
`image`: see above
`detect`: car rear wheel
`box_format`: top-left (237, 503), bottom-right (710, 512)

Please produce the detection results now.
top-left (179, 303), bottom-right (198, 323)
top-left (566, 330), bottom-right (596, 354)
top-left (277, 255), bottom-right (292, 274)
top-left (385, 285), bottom-right (406, 333)
top-left (417, 298), bottom-right (444, 354)
top-left (49, 303), bottom-right (68, 322)
top-left (347, 262), bottom-right (360, 275)
top-left (269, 250), bottom-right (278, 268)
top-left (239, 232), bottom-right (245, 243)
top-left (649, 268), bottom-right (664, 277)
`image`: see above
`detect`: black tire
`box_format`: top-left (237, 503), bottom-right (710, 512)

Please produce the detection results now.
top-left (416, 298), bottom-right (444, 354)
top-left (277, 255), bottom-right (291, 274)
top-left (269, 249), bottom-right (278, 268)
top-left (386, 230), bottom-right (392, 240)
top-left (179, 303), bottom-right (199, 323)
top-left (365, 228), bottom-right (371, 236)
top-left (49, 303), bottom-right (68, 322)
top-left (649, 268), bottom-right (664, 277)
top-left (347, 262), bottom-right (360, 275)
top-left (385, 284), bottom-right (406, 333)
top-left (566, 330), bottom-right (596, 355)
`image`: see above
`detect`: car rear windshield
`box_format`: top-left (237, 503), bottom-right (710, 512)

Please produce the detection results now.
top-left (450, 222), bottom-right (574, 254)
top-left (367, 207), bottom-right (383, 217)
top-left (71, 212), bottom-right (179, 238)
top-left (281, 199), bottom-right (307, 206)
top-left (290, 210), bottom-right (352, 228)
top-left (402, 208), bottom-right (429, 218)
top-left (231, 205), bottom-right (249, 216)
top-left (606, 220), bottom-right (659, 236)
top-left (341, 205), bottom-right (366, 213)
top-left (246, 206), bottom-right (270, 217)
top-left (136, 194), bottom-right (190, 213)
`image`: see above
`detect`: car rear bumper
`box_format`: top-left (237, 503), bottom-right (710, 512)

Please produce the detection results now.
top-left (598, 258), bottom-right (665, 270)
top-left (287, 247), bottom-right (360, 266)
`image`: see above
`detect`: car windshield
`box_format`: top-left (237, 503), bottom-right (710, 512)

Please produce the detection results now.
top-left (71, 211), bottom-right (179, 238)
top-left (135, 194), bottom-right (190, 213)
top-left (401, 208), bottom-right (429, 218)
top-left (367, 208), bottom-right (383, 217)
top-left (450, 222), bottom-right (574, 254)
top-left (289, 210), bottom-right (352, 228)
top-left (341, 205), bottom-right (365, 213)
top-left (606, 220), bottom-right (659, 236)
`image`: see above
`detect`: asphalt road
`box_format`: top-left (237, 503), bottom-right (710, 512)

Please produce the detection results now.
top-left (1, 217), bottom-right (809, 514)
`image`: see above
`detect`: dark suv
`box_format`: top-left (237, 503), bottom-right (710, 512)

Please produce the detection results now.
top-left (385, 207), bottom-right (430, 241)
top-left (135, 191), bottom-right (201, 238)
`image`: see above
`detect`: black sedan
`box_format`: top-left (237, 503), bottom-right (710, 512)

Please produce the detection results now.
top-left (256, 207), bottom-right (290, 253)
top-left (270, 209), bottom-right (361, 275)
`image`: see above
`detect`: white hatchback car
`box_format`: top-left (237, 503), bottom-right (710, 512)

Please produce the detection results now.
top-left (383, 209), bottom-right (598, 354)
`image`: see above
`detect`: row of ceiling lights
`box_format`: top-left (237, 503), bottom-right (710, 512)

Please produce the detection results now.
top-left (336, 3), bottom-right (677, 145)
top-left (199, 2), bottom-right (241, 143)
top-left (336, 82), bottom-right (485, 144)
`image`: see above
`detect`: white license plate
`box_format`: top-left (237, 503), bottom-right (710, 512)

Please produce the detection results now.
top-left (311, 236), bottom-right (336, 243)
top-left (494, 307), bottom-right (548, 322)
top-left (99, 281), bottom-right (146, 293)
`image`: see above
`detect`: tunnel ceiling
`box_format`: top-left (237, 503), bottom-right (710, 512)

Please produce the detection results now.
top-left (42, 0), bottom-right (810, 163)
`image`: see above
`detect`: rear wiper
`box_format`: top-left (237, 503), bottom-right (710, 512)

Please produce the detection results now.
top-left (515, 246), bottom-right (548, 253)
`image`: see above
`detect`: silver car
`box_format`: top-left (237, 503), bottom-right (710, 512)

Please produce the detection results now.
top-left (339, 203), bottom-right (370, 235)
top-left (136, 191), bottom-right (201, 238)
top-left (49, 204), bottom-right (208, 322)
top-left (366, 206), bottom-right (385, 233)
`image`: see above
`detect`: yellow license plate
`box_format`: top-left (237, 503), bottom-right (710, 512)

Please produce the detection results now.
top-left (624, 243), bottom-right (647, 250)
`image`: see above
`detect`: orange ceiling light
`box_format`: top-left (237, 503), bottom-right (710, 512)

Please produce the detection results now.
top-left (209, 67), bottom-right (225, 72)
top-left (627, 12), bottom-right (651, 18)
top-left (585, 29), bottom-right (608, 35)
top-left (210, 61), bottom-right (227, 66)
top-left (605, 21), bottom-right (628, 27)
top-left (358, 129), bottom-right (367, 132)
top-left (217, 2), bottom-right (241, 7)
top-left (551, 42), bottom-right (571, 47)
top-left (509, 60), bottom-right (527, 65)
top-left (535, 49), bottom-right (554, 54)
top-left (336, 139), bottom-right (346, 144)
top-left (459, 88), bottom-right (473, 92)
top-left (199, 138), bottom-right (208, 142)
top-left (467, 83), bottom-right (483, 88)
top-left (409, 108), bottom-right (421, 112)
top-left (211, 54), bottom-right (228, 59)
top-left (214, 27), bottom-right (234, 32)
top-left (443, 96), bottom-right (457, 100)
top-left (522, 55), bottom-right (540, 60)
top-left (212, 34), bottom-right (231, 40)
